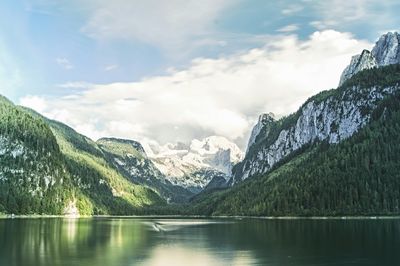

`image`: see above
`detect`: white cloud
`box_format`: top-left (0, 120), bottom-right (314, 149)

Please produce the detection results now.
top-left (58, 81), bottom-right (93, 89)
top-left (20, 30), bottom-right (371, 149)
top-left (282, 4), bottom-right (304, 15)
top-left (19, 95), bottom-right (48, 113)
top-left (80, 0), bottom-right (238, 52)
top-left (315, 0), bottom-right (372, 22)
top-left (276, 24), bottom-right (299, 33)
top-left (309, 0), bottom-right (398, 30)
top-left (104, 64), bottom-right (118, 71)
top-left (56, 57), bottom-right (73, 70)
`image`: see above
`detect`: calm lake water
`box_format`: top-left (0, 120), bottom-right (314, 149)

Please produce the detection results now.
top-left (0, 217), bottom-right (399, 266)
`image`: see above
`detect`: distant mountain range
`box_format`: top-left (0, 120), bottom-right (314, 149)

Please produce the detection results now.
top-left (144, 136), bottom-right (243, 192)
top-left (1, 32), bottom-right (400, 216)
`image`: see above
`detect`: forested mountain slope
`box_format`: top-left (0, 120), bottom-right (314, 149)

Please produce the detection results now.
top-left (0, 101), bottom-right (165, 215)
top-left (0, 96), bottom-right (74, 214)
top-left (191, 65), bottom-right (400, 216)
top-left (231, 64), bottom-right (400, 184)
top-left (41, 116), bottom-right (165, 214)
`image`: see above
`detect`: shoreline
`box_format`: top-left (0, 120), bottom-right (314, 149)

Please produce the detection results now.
top-left (1, 214), bottom-right (400, 220)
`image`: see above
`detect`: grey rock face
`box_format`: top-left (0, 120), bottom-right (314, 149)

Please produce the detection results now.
top-left (231, 85), bottom-right (399, 185)
top-left (246, 113), bottom-right (276, 153)
top-left (339, 50), bottom-right (377, 86)
top-left (339, 32), bottom-right (400, 85)
top-left (372, 32), bottom-right (400, 65)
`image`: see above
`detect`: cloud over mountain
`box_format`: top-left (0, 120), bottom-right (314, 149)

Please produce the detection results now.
top-left (20, 30), bottom-right (371, 149)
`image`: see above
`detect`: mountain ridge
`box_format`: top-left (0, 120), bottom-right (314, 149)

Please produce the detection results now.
top-left (339, 31), bottom-right (400, 85)
top-left (190, 64), bottom-right (400, 216)
top-left (231, 32), bottom-right (400, 185)
top-left (145, 136), bottom-right (243, 191)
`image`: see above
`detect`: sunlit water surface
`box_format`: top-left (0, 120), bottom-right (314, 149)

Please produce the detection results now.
top-left (0, 217), bottom-right (399, 266)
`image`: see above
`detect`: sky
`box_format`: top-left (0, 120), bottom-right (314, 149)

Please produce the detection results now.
top-left (1, 0), bottom-right (400, 149)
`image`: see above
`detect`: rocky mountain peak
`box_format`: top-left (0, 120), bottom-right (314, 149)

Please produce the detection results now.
top-left (259, 112), bottom-right (276, 124)
top-left (339, 49), bottom-right (377, 86)
top-left (246, 112), bottom-right (276, 153)
top-left (145, 136), bottom-right (244, 190)
top-left (339, 32), bottom-right (400, 86)
top-left (371, 32), bottom-right (400, 65)
top-left (233, 64), bottom-right (400, 184)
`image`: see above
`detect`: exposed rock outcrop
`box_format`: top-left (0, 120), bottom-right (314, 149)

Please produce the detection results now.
top-left (231, 84), bottom-right (399, 184)
top-left (339, 32), bottom-right (400, 85)
top-left (246, 113), bottom-right (276, 153)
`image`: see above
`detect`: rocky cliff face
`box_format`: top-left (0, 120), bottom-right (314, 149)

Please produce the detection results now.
top-left (246, 113), bottom-right (276, 153)
top-left (339, 32), bottom-right (400, 85)
top-left (232, 83), bottom-right (400, 185)
top-left (339, 50), bottom-right (377, 86)
top-left (372, 32), bottom-right (400, 65)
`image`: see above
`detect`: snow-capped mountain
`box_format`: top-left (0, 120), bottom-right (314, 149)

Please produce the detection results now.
top-left (143, 136), bottom-right (243, 191)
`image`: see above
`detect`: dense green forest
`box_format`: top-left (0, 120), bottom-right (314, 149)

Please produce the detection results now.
top-left (0, 100), bottom-right (164, 215)
top-left (0, 96), bottom-right (74, 214)
top-left (42, 114), bottom-right (165, 215)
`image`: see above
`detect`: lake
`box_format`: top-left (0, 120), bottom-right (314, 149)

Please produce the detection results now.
top-left (0, 217), bottom-right (399, 266)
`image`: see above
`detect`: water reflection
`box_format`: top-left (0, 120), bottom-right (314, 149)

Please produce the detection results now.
top-left (0, 218), bottom-right (399, 266)
top-left (141, 219), bottom-right (232, 232)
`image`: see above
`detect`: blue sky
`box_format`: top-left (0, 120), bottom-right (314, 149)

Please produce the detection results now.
top-left (1, 0), bottom-right (399, 147)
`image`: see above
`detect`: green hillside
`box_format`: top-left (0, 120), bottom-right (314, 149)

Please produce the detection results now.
top-left (44, 117), bottom-right (166, 215)
top-left (0, 96), bottom-right (74, 214)
top-left (0, 100), bottom-right (165, 215)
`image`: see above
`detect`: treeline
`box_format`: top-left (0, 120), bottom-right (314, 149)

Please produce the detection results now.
top-left (0, 97), bottom-right (60, 155)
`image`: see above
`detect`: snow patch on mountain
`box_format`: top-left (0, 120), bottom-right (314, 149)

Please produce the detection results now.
top-left (143, 136), bottom-right (244, 189)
